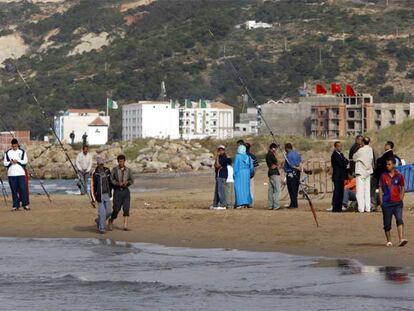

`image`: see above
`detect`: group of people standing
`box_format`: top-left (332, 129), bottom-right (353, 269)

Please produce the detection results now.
top-left (331, 137), bottom-right (407, 247)
top-left (211, 140), bottom-right (259, 210)
top-left (75, 145), bottom-right (133, 233)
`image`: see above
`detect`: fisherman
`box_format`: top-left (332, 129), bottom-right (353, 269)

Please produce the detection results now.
top-left (91, 157), bottom-right (112, 234)
top-left (70, 130), bottom-right (75, 145)
top-left (283, 143), bottom-right (302, 209)
top-left (109, 155), bottom-right (134, 231)
top-left (3, 138), bottom-right (30, 211)
top-left (379, 158), bottom-right (408, 247)
top-left (75, 145), bottom-right (93, 195)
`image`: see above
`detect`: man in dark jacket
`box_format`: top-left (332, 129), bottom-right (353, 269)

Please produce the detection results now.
top-left (211, 145), bottom-right (228, 209)
top-left (91, 157), bottom-right (112, 233)
top-left (109, 155), bottom-right (134, 231)
top-left (266, 143), bottom-right (280, 210)
top-left (349, 135), bottom-right (363, 175)
top-left (331, 142), bottom-right (349, 213)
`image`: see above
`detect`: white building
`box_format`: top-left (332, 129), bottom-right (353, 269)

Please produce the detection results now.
top-left (122, 101), bottom-right (180, 140)
top-left (54, 109), bottom-right (110, 145)
top-left (179, 100), bottom-right (234, 140)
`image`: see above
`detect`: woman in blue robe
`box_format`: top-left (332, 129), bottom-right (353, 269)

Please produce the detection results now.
top-left (233, 145), bottom-right (254, 208)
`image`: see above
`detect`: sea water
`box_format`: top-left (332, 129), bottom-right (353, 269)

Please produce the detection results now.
top-left (0, 238), bottom-right (413, 311)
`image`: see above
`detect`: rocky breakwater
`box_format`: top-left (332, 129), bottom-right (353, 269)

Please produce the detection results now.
top-left (130, 140), bottom-right (215, 174)
top-left (9, 140), bottom-right (215, 179)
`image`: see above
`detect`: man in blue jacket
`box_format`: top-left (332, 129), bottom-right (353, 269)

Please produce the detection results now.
top-left (283, 143), bottom-right (302, 209)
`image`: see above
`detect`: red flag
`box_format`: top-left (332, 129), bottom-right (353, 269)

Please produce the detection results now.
top-left (345, 84), bottom-right (356, 97)
top-left (330, 83), bottom-right (341, 94)
top-left (316, 84), bottom-right (327, 94)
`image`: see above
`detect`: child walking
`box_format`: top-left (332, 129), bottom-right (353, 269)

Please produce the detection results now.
top-left (379, 158), bottom-right (408, 247)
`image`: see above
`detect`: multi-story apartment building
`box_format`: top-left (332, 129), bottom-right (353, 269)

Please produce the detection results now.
top-left (179, 100), bottom-right (234, 140)
top-left (309, 93), bottom-right (414, 138)
top-left (122, 101), bottom-right (179, 141)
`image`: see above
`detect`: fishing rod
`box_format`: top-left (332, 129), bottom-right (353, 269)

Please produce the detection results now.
top-left (208, 30), bottom-right (319, 227)
top-left (11, 57), bottom-right (95, 208)
top-left (0, 176), bottom-right (8, 206)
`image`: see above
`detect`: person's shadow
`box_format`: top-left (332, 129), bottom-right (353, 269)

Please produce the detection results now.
top-left (72, 225), bottom-right (98, 233)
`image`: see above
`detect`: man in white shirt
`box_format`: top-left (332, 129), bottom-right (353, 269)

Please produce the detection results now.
top-left (353, 137), bottom-right (374, 213)
top-left (3, 139), bottom-right (29, 211)
top-left (76, 145), bottom-right (93, 195)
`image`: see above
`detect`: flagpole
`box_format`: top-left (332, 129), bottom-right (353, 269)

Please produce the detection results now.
top-left (106, 98), bottom-right (109, 116)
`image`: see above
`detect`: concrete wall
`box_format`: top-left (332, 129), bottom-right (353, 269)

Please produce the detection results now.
top-left (259, 102), bottom-right (311, 136)
top-left (88, 126), bottom-right (108, 145)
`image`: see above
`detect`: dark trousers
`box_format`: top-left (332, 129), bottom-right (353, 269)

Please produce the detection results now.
top-left (382, 201), bottom-right (404, 232)
top-left (286, 172), bottom-right (300, 208)
top-left (8, 176), bottom-right (29, 208)
top-left (111, 189), bottom-right (131, 220)
top-left (332, 180), bottom-right (344, 212)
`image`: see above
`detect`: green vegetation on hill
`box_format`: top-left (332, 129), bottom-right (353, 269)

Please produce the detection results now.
top-left (0, 0), bottom-right (413, 139)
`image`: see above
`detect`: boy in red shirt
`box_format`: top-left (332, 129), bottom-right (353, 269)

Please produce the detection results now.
top-left (379, 158), bottom-right (408, 247)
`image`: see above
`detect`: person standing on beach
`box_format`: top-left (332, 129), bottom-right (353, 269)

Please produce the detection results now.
top-left (266, 143), bottom-right (281, 210)
top-left (76, 145), bottom-right (93, 195)
top-left (245, 143), bottom-right (259, 207)
top-left (70, 131), bottom-right (75, 145)
top-left (234, 144), bottom-right (254, 209)
top-left (91, 157), bottom-right (112, 234)
top-left (283, 143), bottom-right (302, 209)
top-left (353, 137), bottom-right (374, 213)
top-left (3, 138), bottom-right (29, 211)
top-left (379, 158), bottom-right (408, 247)
top-left (211, 145), bottom-right (228, 210)
top-left (82, 132), bottom-right (88, 146)
top-left (349, 135), bottom-right (363, 175)
top-left (331, 142), bottom-right (349, 213)
top-left (109, 155), bottom-right (134, 231)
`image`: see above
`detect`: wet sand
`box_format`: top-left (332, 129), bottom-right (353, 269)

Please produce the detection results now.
top-left (1, 167), bottom-right (413, 268)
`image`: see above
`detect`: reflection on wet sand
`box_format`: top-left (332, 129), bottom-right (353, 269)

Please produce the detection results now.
top-left (312, 258), bottom-right (410, 284)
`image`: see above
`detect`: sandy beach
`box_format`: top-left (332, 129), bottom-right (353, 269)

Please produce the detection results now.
top-left (1, 167), bottom-right (413, 268)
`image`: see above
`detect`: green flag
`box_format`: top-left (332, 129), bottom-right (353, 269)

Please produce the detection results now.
top-left (107, 98), bottom-right (118, 109)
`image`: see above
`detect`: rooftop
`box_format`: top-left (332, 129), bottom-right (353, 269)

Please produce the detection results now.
top-left (67, 109), bottom-right (100, 114)
top-left (88, 117), bottom-right (108, 127)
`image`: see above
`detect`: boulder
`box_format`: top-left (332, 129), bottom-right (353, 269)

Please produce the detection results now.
top-left (147, 139), bottom-right (157, 148)
top-left (139, 147), bottom-right (153, 154)
top-left (169, 156), bottom-right (191, 170)
top-left (190, 161), bottom-right (201, 171)
top-left (146, 161), bottom-right (168, 170)
top-left (151, 151), bottom-right (159, 162)
top-left (157, 152), bottom-right (171, 163)
top-left (51, 151), bottom-right (67, 163)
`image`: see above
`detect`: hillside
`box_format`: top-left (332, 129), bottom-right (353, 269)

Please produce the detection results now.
top-left (0, 0), bottom-right (414, 139)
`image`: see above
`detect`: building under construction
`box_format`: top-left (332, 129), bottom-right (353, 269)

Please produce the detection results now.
top-left (307, 93), bottom-right (414, 138)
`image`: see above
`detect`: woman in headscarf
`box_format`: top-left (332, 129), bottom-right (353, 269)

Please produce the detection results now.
top-left (233, 144), bottom-right (254, 208)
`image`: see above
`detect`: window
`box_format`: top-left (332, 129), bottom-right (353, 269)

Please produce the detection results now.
top-left (320, 121), bottom-right (323, 126)
top-left (348, 111), bottom-right (355, 118)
